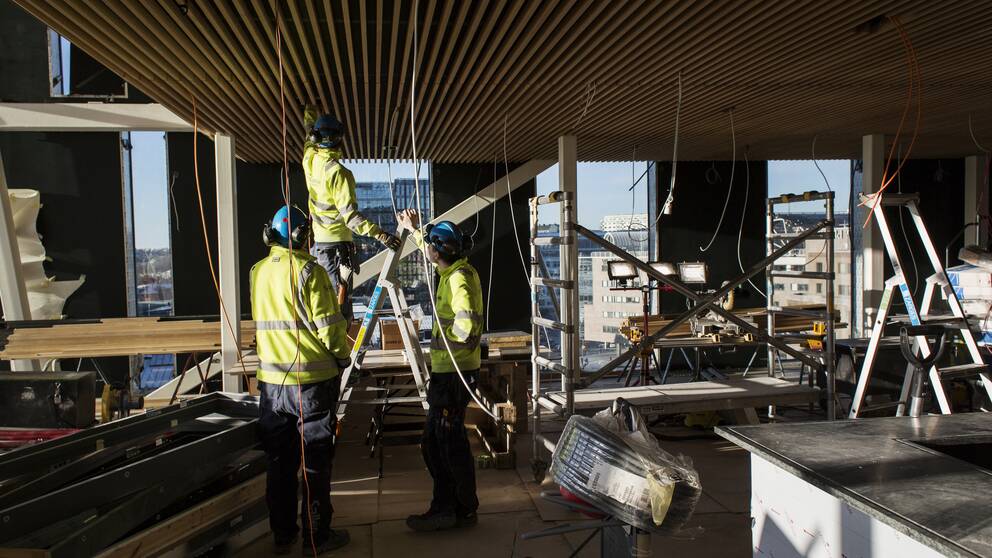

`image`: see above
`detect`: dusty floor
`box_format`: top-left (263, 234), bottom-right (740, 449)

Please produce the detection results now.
top-left (234, 393), bottom-right (756, 557)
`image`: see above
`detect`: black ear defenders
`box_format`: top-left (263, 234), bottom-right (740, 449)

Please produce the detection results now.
top-left (262, 208), bottom-right (311, 247)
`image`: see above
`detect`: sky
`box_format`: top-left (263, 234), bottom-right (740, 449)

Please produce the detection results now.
top-left (129, 131), bottom-right (170, 250)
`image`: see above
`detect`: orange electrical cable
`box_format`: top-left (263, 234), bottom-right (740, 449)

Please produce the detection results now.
top-left (862, 15), bottom-right (922, 228)
top-left (190, 97), bottom-right (251, 388)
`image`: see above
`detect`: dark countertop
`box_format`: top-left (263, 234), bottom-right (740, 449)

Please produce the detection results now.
top-left (716, 413), bottom-right (992, 558)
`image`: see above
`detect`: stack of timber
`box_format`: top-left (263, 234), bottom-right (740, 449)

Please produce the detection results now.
top-left (0, 317), bottom-right (256, 360)
top-left (620, 305), bottom-right (838, 342)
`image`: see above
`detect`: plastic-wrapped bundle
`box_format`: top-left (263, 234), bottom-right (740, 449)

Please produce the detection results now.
top-left (549, 399), bottom-right (702, 534)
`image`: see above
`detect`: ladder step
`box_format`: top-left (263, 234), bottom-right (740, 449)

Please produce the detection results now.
top-left (767, 232), bottom-right (833, 240)
top-left (357, 384), bottom-right (421, 391)
top-left (861, 193), bottom-right (919, 206)
top-left (532, 277), bottom-right (574, 289)
top-left (535, 395), bottom-right (564, 414)
top-left (768, 306), bottom-right (829, 319)
top-left (532, 236), bottom-right (573, 246)
top-left (534, 356), bottom-right (568, 374)
top-left (939, 363), bottom-right (990, 380)
top-left (354, 396), bottom-right (426, 405)
top-left (769, 191), bottom-right (834, 205)
top-left (531, 191), bottom-right (572, 205)
top-left (532, 317), bottom-right (575, 334)
top-left (768, 270), bottom-right (834, 280)
top-left (889, 314), bottom-right (969, 329)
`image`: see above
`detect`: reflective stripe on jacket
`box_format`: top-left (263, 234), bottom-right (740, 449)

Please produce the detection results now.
top-left (250, 246), bottom-right (351, 385)
top-left (303, 146), bottom-right (383, 243)
top-left (413, 231), bottom-right (484, 373)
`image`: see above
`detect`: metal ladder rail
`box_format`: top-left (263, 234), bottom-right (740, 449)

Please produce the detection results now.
top-left (529, 191), bottom-right (578, 478)
top-left (766, 190), bottom-right (836, 419)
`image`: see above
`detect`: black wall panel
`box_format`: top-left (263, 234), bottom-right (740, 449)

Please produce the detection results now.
top-left (0, 0), bottom-right (49, 101)
top-left (432, 163), bottom-right (535, 333)
top-left (166, 133), bottom-right (307, 316)
top-left (654, 160), bottom-right (769, 313)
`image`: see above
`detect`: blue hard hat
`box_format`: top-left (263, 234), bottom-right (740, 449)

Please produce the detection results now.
top-left (425, 220), bottom-right (467, 259)
top-left (264, 206), bottom-right (309, 248)
top-left (310, 114), bottom-right (344, 149)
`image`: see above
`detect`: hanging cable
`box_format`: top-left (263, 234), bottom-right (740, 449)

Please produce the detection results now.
top-left (486, 154), bottom-right (497, 331)
top-left (407, 0), bottom-right (500, 422)
top-left (895, 143), bottom-right (920, 296)
top-left (504, 114), bottom-right (533, 280)
top-left (274, 19), bottom-right (318, 556)
top-left (699, 108), bottom-right (737, 252)
top-left (800, 135), bottom-right (830, 266)
top-left (735, 149), bottom-right (765, 297)
top-left (657, 72), bottom-right (682, 223)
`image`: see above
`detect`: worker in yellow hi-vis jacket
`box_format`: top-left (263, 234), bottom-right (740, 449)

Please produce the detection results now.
top-left (396, 208), bottom-right (482, 532)
top-left (303, 107), bottom-right (402, 322)
top-left (251, 206), bottom-right (352, 555)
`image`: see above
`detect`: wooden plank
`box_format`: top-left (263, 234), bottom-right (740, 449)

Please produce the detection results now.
top-left (548, 377), bottom-right (818, 415)
top-left (95, 474), bottom-right (265, 558)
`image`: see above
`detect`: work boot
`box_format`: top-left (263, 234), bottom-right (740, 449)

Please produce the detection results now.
top-left (406, 510), bottom-right (457, 532)
top-left (305, 529), bottom-right (350, 555)
top-left (272, 533), bottom-right (298, 555)
top-left (455, 511), bottom-right (478, 528)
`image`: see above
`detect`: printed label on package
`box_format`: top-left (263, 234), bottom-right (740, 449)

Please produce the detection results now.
top-left (587, 461), bottom-right (648, 507)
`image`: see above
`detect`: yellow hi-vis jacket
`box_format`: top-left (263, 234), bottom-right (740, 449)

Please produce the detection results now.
top-left (250, 245), bottom-right (351, 385)
top-left (413, 231), bottom-right (484, 373)
top-left (301, 110), bottom-right (384, 244)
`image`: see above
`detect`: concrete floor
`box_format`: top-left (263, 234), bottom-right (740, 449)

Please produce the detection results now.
top-left (233, 398), bottom-right (756, 558)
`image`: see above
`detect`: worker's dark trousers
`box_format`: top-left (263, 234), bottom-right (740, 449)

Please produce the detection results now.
top-left (258, 379), bottom-right (339, 543)
top-left (422, 371), bottom-right (479, 516)
top-left (312, 241), bottom-right (356, 322)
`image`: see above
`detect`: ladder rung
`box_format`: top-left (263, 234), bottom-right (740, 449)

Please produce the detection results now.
top-left (532, 317), bottom-right (575, 334)
top-left (768, 306), bottom-right (828, 319)
top-left (354, 396), bottom-right (425, 405)
top-left (769, 191), bottom-right (834, 205)
top-left (777, 333), bottom-right (826, 341)
top-left (767, 232), bottom-right (833, 240)
top-left (534, 355), bottom-right (568, 374)
top-left (889, 314), bottom-right (969, 329)
top-left (535, 395), bottom-right (564, 414)
top-left (939, 363), bottom-right (989, 380)
top-left (531, 191), bottom-right (573, 205)
top-left (358, 384), bottom-right (421, 391)
top-left (768, 270), bottom-right (834, 280)
top-left (532, 236), bottom-right (572, 246)
top-left (862, 193), bottom-right (919, 206)
top-left (532, 277), bottom-right (574, 289)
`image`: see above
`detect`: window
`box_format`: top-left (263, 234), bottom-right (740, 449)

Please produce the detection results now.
top-left (797, 284), bottom-right (810, 292)
top-left (816, 263), bottom-right (823, 272)
top-left (816, 283), bottom-right (823, 294)
top-left (774, 284), bottom-right (785, 291)
top-left (602, 326), bottom-right (620, 334)
top-left (839, 285), bottom-right (851, 295)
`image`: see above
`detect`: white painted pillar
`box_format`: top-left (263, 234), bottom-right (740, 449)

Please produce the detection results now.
top-left (861, 134), bottom-right (885, 336)
top-left (965, 155), bottom-right (988, 246)
top-left (0, 149), bottom-right (38, 371)
top-left (558, 136), bottom-right (579, 408)
top-left (215, 134), bottom-right (242, 393)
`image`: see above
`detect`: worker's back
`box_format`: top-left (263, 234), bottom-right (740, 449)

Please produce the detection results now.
top-left (250, 245), bottom-right (344, 385)
top-left (303, 146), bottom-right (355, 243)
top-left (432, 258), bottom-right (484, 373)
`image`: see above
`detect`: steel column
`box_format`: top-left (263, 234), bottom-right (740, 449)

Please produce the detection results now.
top-left (558, 136), bottom-right (578, 416)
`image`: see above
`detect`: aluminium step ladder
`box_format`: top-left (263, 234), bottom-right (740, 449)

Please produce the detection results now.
top-left (336, 228), bottom-right (429, 420)
top-left (849, 193), bottom-right (992, 418)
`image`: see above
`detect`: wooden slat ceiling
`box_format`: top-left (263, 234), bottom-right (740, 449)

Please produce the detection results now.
top-left (14, 0), bottom-right (992, 164)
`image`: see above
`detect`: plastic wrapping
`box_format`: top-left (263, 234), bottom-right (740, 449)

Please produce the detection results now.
top-left (549, 399), bottom-right (702, 534)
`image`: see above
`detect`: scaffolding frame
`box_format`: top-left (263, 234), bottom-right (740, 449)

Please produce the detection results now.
top-left (765, 190), bottom-right (837, 419)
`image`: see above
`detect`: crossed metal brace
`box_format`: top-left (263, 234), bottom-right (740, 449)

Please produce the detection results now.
top-left (576, 221), bottom-right (831, 385)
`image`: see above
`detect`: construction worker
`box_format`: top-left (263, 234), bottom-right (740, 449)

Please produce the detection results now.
top-left (396, 209), bottom-right (482, 532)
top-left (252, 206), bottom-right (352, 554)
top-left (303, 107), bottom-right (402, 322)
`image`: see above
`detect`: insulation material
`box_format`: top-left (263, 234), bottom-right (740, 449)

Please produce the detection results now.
top-left (550, 401), bottom-right (702, 535)
top-left (9, 189), bottom-right (84, 319)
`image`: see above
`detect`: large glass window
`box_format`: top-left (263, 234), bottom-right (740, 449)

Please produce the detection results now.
top-left (344, 161), bottom-right (433, 317)
top-left (121, 132), bottom-right (174, 390)
top-left (535, 161), bottom-right (650, 365)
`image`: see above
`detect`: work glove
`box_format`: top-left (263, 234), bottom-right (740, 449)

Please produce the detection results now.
top-left (336, 356), bottom-right (352, 370)
top-left (377, 232), bottom-right (402, 251)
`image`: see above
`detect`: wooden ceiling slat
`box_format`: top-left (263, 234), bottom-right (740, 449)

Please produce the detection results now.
top-left (15, 0), bottom-right (992, 164)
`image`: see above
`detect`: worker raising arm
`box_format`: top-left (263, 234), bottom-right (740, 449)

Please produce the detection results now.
top-left (396, 208), bottom-right (482, 532)
top-left (251, 206), bottom-right (351, 555)
top-left (303, 106), bottom-right (402, 322)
